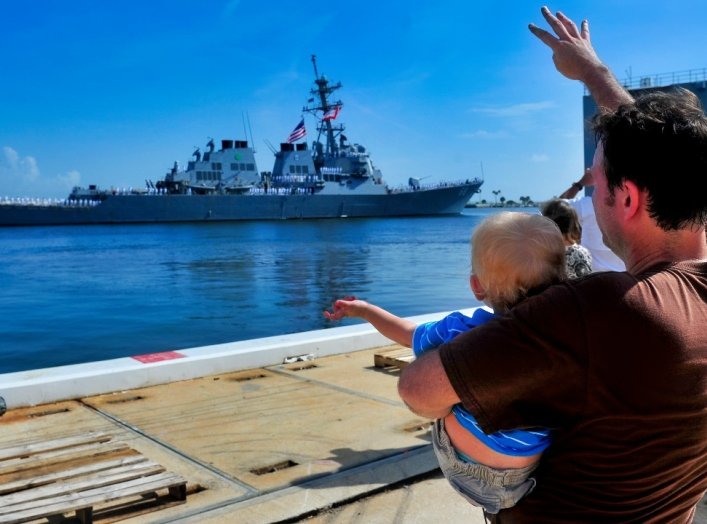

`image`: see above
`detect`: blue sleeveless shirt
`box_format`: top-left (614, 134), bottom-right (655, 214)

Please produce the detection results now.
top-left (412, 308), bottom-right (551, 457)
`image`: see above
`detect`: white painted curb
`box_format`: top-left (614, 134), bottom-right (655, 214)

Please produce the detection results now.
top-left (0, 308), bottom-right (482, 409)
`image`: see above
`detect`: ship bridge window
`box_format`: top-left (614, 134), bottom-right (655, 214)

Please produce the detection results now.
top-left (289, 165), bottom-right (295, 174)
top-left (302, 165), bottom-right (309, 175)
top-left (240, 163), bottom-right (247, 171)
top-left (197, 171), bottom-right (222, 181)
top-left (211, 162), bottom-right (222, 170)
top-left (247, 163), bottom-right (255, 171)
top-left (231, 163), bottom-right (238, 171)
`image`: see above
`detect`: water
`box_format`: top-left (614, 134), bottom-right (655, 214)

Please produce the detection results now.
top-left (0, 208), bottom-right (511, 373)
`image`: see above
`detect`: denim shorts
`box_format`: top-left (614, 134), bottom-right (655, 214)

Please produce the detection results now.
top-left (431, 418), bottom-right (538, 514)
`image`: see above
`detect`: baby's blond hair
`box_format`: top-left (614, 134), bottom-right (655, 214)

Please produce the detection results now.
top-left (471, 212), bottom-right (566, 311)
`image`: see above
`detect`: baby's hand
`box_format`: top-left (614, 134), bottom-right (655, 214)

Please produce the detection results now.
top-left (324, 296), bottom-right (359, 320)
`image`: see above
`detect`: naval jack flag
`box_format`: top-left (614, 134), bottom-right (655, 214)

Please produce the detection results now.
top-left (287, 118), bottom-right (307, 143)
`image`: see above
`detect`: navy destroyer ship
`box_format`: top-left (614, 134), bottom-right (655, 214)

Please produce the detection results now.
top-left (0, 56), bottom-right (482, 226)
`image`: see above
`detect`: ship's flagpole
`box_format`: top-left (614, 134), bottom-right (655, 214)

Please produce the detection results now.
top-left (246, 112), bottom-right (256, 152)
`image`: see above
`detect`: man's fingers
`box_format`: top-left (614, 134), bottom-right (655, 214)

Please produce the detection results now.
top-left (556, 11), bottom-right (580, 39)
top-left (540, 6), bottom-right (571, 40)
top-left (580, 19), bottom-right (590, 42)
top-left (529, 23), bottom-right (558, 48)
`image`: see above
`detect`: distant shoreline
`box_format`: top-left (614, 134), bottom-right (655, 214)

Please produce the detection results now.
top-left (466, 202), bottom-right (539, 209)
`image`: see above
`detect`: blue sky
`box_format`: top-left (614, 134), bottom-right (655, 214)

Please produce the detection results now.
top-left (1, 1), bottom-right (706, 202)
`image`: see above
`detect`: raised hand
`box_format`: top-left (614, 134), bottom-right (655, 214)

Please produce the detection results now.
top-left (528, 6), bottom-right (632, 110)
top-left (528, 6), bottom-right (601, 81)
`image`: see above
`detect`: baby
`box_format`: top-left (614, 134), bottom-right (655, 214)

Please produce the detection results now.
top-left (325, 212), bottom-right (567, 513)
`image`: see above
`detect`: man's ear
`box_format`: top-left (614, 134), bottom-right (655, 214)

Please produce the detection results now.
top-left (470, 274), bottom-right (486, 301)
top-left (620, 180), bottom-right (642, 221)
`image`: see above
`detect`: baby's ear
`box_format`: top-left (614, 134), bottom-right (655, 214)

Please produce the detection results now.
top-left (470, 274), bottom-right (486, 301)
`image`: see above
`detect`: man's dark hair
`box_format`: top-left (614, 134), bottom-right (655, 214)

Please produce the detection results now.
top-left (592, 87), bottom-right (707, 230)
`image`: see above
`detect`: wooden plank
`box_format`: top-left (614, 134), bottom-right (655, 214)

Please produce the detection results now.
top-left (0, 472), bottom-right (187, 524)
top-left (0, 460), bottom-right (164, 507)
top-left (0, 441), bottom-right (133, 479)
top-left (0, 454), bottom-right (147, 495)
top-left (0, 433), bottom-right (111, 462)
top-left (373, 347), bottom-right (415, 369)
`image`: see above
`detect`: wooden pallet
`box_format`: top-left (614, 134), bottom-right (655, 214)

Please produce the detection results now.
top-left (373, 346), bottom-right (415, 370)
top-left (0, 432), bottom-right (187, 524)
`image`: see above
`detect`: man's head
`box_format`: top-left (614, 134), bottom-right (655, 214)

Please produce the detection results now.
top-left (592, 88), bottom-right (707, 231)
top-left (471, 212), bottom-right (566, 312)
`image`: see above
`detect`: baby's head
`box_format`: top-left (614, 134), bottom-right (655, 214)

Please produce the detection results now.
top-left (471, 212), bottom-right (566, 312)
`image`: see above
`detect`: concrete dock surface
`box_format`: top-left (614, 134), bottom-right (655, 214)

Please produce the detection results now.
top-left (1, 343), bottom-right (705, 523)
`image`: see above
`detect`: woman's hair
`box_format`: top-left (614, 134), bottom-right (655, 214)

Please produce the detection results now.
top-left (471, 212), bottom-right (566, 311)
top-left (541, 198), bottom-right (583, 244)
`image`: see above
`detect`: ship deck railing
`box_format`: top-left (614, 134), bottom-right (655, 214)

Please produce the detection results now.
top-left (387, 179), bottom-right (482, 193)
top-left (584, 67), bottom-right (707, 94)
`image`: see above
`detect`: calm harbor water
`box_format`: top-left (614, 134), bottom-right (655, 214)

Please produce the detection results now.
top-left (0, 208), bottom-right (513, 374)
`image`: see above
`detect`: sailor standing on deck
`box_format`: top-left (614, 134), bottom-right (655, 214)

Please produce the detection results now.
top-left (398, 7), bottom-right (707, 523)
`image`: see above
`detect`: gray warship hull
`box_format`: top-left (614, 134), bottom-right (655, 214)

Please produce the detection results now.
top-left (0, 183), bottom-right (480, 226)
top-left (2, 56), bottom-right (484, 227)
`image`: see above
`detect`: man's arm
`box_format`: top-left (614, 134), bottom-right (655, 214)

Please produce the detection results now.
top-left (529, 6), bottom-right (633, 111)
top-left (398, 350), bottom-right (460, 419)
top-left (558, 167), bottom-right (594, 199)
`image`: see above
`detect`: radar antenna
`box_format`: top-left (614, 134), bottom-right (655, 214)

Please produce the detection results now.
top-left (303, 55), bottom-right (344, 162)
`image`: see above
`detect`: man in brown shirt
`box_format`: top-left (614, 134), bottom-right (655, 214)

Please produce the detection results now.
top-left (398, 7), bottom-right (707, 522)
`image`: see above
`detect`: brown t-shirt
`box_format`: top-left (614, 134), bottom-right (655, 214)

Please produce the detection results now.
top-left (440, 261), bottom-right (707, 523)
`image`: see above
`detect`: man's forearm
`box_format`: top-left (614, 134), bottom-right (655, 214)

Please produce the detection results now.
top-left (582, 63), bottom-right (633, 111)
top-left (559, 180), bottom-right (583, 199)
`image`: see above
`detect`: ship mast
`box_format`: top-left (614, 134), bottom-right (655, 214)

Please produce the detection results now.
top-left (304, 55), bottom-right (343, 159)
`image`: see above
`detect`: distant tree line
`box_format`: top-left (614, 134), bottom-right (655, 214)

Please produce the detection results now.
top-left (467, 191), bottom-right (537, 208)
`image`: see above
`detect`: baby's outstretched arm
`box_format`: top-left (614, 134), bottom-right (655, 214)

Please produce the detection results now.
top-left (324, 297), bottom-right (416, 347)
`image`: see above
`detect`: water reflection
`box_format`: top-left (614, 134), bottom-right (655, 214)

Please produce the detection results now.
top-left (0, 211), bottom-right (506, 372)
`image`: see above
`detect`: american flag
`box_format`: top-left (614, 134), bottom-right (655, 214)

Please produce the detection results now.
top-left (322, 105), bottom-right (341, 121)
top-left (287, 118), bottom-right (307, 143)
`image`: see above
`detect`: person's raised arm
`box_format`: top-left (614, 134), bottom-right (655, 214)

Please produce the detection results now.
top-left (559, 167), bottom-right (594, 199)
top-left (398, 350), bottom-right (460, 419)
top-left (324, 297), bottom-right (416, 347)
top-left (529, 6), bottom-right (633, 111)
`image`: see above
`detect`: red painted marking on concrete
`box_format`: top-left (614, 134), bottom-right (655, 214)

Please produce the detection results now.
top-left (132, 351), bottom-right (186, 364)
